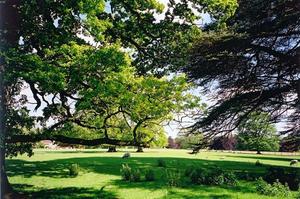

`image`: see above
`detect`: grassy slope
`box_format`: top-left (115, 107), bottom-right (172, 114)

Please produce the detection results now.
top-left (6, 149), bottom-right (300, 199)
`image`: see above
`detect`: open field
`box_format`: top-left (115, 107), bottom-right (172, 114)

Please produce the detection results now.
top-left (6, 149), bottom-right (300, 199)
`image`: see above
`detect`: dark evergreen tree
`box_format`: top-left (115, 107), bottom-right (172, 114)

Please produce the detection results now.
top-left (209, 134), bottom-right (236, 150)
top-left (184, 0), bottom-right (300, 150)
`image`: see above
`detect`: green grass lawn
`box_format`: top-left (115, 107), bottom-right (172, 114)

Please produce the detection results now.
top-left (6, 149), bottom-right (300, 199)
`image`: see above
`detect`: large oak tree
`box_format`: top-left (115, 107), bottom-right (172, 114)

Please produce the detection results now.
top-left (0, 0), bottom-right (236, 197)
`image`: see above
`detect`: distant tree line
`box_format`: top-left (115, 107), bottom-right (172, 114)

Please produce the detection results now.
top-left (168, 112), bottom-right (299, 153)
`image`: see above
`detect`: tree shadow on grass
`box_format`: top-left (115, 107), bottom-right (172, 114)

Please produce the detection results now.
top-left (226, 155), bottom-right (300, 163)
top-left (12, 184), bottom-right (118, 199)
top-left (36, 150), bottom-right (108, 154)
top-left (7, 155), bottom-right (298, 179)
top-left (6, 156), bottom-right (269, 179)
top-left (166, 190), bottom-right (233, 199)
top-left (6, 155), bottom-right (299, 198)
top-left (111, 177), bottom-right (255, 194)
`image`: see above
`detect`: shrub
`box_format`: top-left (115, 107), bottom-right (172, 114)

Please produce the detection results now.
top-left (157, 159), bottom-right (166, 167)
top-left (166, 169), bottom-right (181, 187)
top-left (255, 160), bottom-right (262, 166)
top-left (235, 170), bottom-right (260, 181)
top-left (189, 167), bottom-right (237, 186)
top-left (256, 177), bottom-right (290, 197)
top-left (69, 163), bottom-right (79, 176)
top-left (208, 175), bottom-right (224, 185)
top-left (264, 167), bottom-right (300, 190)
top-left (184, 165), bottom-right (196, 177)
top-left (145, 169), bottom-right (155, 181)
top-left (121, 164), bottom-right (132, 181)
top-left (131, 169), bottom-right (141, 182)
top-left (223, 172), bottom-right (238, 186)
top-left (190, 168), bottom-right (208, 184)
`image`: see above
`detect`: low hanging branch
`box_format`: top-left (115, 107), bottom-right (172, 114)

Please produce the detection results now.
top-left (6, 134), bottom-right (147, 147)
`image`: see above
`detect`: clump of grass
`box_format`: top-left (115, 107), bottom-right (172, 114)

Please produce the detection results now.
top-left (166, 169), bottom-right (181, 187)
top-left (69, 163), bottom-right (79, 177)
top-left (256, 177), bottom-right (290, 197)
top-left (131, 169), bottom-right (141, 182)
top-left (157, 159), bottom-right (166, 167)
top-left (145, 169), bottom-right (155, 181)
top-left (120, 164), bottom-right (132, 181)
top-left (189, 167), bottom-right (237, 186)
top-left (184, 165), bottom-right (196, 177)
top-left (255, 160), bottom-right (262, 166)
top-left (120, 164), bottom-right (141, 182)
top-left (296, 190), bottom-right (300, 199)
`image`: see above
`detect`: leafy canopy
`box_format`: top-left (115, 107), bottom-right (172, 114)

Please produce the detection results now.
top-left (2, 0), bottom-right (237, 156)
top-left (236, 112), bottom-right (279, 153)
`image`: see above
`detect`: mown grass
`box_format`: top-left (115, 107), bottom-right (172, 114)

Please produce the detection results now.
top-left (6, 149), bottom-right (300, 199)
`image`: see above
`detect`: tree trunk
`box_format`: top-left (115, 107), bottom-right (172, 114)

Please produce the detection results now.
top-left (136, 146), bottom-right (144, 152)
top-left (1, 150), bottom-right (14, 199)
top-left (0, 1), bottom-right (21, 197)
top-left (256, 150), bottom-right (262, 154)
top-left (107, 146), bottom-right (117, 152)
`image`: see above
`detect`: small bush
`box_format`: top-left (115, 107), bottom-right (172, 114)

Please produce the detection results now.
top-left (184, 165), bottom-right (196, 177)
top-left (145, 169), bottom-right (155, 181)
top-left (223, 172), bottom-right (238, 186)
top-left (256, 177), bottom-right (290, 197)
top-left (209, 175), bottom-right (224, 185)
top-left (131, 169), bottom-right (141, 182)
top-left (235, 170), bottom-right (259, 181)
top-left (264, 167), bottom-right (300, 190)
top-left (190, 168), bottom-right (208, 184)
top-left (121, 164), bottom-right (132, 181)
top-left (189, 167), bottom-right (237, 186)
top-left (206, 168), bottom-right (227, 185)
top-left (166, 169), bottom-right (181, 187)
top-left (255, 160), bottom-right (262, 166)
top-left (69, 163), bottom-right (79, 176)
top-left (157, 159), bottom-right (166, 167)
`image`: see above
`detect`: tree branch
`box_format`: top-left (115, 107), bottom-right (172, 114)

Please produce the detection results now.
top-left (6, 134), bottom-right (138, 146)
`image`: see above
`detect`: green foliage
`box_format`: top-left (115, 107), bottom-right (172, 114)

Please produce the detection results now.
top-left (255, 160), bottom-right (262, 166)
top-left (7, 149), bottom-right (300, 198)
top-left (256, 177), bottom-right (290, 197)
top-left (2, 0), bottom-right (238, 158)
top-left (33, 142), bottom-right (46, 149)
top-left (190, 168), bottom-right (208, 184)
top-left (234, 170), bottom-right (259, 181)
top-left (145, 169), bottom-right (155, 181)
top-left (131, 169), bottom-right (141, 182)
top-left (296, 190), bottom-right (300, 199)
top-left (184, 165), bottom-right (197, 177)
top-left (223, 172), bottom-right (238, 186)
top-left (121, 164), bottom-right (132, 181)
top-left (189, 167), bottom-right (237, 186)
top-left (157, 159), bottom-right (166, 167)
top-left (165, 169), bottom-right (181, 187)
top-left (175, 134), bottom-right (203, 149)
top-left (69, 164), bottom-right (79, 177)
top-left (237, 112), bottom-right (279, 153)
top-left (120, 164), bottom-right (141, 182)
top-left (264, 167), bottom-right (300, 191)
